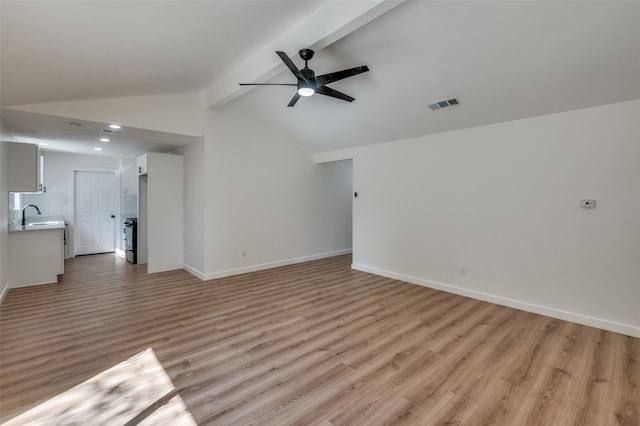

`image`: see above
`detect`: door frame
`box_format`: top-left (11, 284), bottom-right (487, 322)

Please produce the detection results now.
top-left (68, 167), bottom-right (121, 258)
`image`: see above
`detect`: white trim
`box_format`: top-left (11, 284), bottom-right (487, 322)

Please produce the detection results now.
top-left (9, 279), bottom-right (58, 289)
top-left (0, 285), bottom-right (9, 305)
top-left (183, 263), bottom-right (206, 280)
top-left (352, 263), bottom-right (640, 339)
top-left (189, 249), bottom-right (353, 281)
top-left (314, 148), bottom-right (356, 163)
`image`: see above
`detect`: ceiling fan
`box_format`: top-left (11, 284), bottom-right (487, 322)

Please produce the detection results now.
top-left (239, 49), bottom-right (369, 107)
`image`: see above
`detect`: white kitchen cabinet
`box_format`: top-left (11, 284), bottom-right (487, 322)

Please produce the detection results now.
top-left (138, 152), bottom-right (183, 273)
top-left (7, 228), bottom-right (64, 287)
top-left (137, 153), bottom-right (148, 175)
top-left (7, 142), bottom-right (44, 192)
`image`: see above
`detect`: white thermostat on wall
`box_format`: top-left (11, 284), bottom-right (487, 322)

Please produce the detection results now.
top-left (580, 199), bottom-right (596, 209)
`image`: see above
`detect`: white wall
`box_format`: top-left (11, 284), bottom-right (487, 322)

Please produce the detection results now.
top-left (44, 151), bottom-right (123, 216)
top-left (120, 157), bottom-right (138, 209)
top-left (146, 152), bottom-right (184, 273)
top-left (10, 93), bottom-right (354, 279)
top-left (119, 158), bottom-right (137, 252)
top-left (0, 120), bottom-right (17, 301)
top-left (350, 99), bottom-right (640, 337)
top-left (43, 151), bottom-right (123, 257)
top-left (181, 140), bottom-right (205, 273)
top-left (200, 106), bottom-right (353, 278)
top-left (0, 140), bottom-right (9, 302)
top-left (120, 158), bottom-right (138, 212)
top-left (1, 121), bottom-right (19, 300)
top-left (12, 92), bottom-right (205, 138)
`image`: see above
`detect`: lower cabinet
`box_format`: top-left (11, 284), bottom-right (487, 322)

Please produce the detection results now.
top-left (7, 229), bottom-right (64, 287)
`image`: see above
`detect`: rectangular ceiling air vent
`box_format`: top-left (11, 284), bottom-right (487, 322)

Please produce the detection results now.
top-left (101, 128), bottom-right (123, 134)
top-left (429, 97), bottom-right (460, 111)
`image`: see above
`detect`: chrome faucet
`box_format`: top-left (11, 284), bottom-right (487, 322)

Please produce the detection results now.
top-left (22, 204), bottom-right (42, 226)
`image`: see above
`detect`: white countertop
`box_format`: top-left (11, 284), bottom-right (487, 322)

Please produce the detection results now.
top-left (9, 216), bottom-right (66, 233)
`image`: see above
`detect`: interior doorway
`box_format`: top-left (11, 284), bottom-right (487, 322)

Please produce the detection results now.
top-left (319, 158), bottom-right (353, 254)
top-left (74, 171), bottom-right (116, 255)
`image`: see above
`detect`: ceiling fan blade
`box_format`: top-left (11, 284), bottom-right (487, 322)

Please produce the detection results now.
top-left (287, 92), bottom-right (301, 107)
top-left (316, 65), bottom-right (369, 87)
top-left (316, 86), bottom-right (355, 102)
top-left (239, 83), bottom-right (297, 86)
top-left (276, 51), bottom-right (308, 83)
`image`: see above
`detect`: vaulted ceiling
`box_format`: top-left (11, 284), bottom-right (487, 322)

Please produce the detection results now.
top-left (2, 0), bottom-right (640, 156)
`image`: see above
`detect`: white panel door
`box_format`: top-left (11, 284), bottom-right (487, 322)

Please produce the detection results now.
top-left (75, 171), bottom-right (116, 255)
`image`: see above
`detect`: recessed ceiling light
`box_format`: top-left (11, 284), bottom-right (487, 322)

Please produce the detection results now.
top-left (100, 138), bottom-right (110, 142)
top-left (94, 147), bottom-right (103, 151)
top-left (40, 143), bottom-right (49, 146)
top-left (108, 124), bottom-right (121, 129)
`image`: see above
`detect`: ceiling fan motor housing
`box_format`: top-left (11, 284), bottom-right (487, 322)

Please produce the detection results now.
top-left (298, 66), bottom-right (317, 94)
top-left (299, 49), bottom-right (315, 61)
top-left (300, 67), bottom-right (316, 82)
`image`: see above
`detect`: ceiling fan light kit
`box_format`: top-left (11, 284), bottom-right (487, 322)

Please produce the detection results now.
top-left (297, 83), bottom-right (315, 97)
top-left (239, 49), bottom-right (369, 107)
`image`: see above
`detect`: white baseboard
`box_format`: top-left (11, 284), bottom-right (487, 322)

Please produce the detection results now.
top-left (185, 249), bottom-right (352, 282)
top-left (0, 284), bottom-right (8, 305)
top-left (183, 263), bottom-right (206, 280)
top-left (352, 263), bottom-right (640, 339)
top-left (9, 279), bottom-right (58, 289)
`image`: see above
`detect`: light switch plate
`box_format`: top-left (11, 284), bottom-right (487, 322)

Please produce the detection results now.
top-left (580, 199), bottom-right (596, 209)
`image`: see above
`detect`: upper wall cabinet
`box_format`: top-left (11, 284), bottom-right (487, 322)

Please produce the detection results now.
top-left (137, 153), bottom-right (148, 175)
top-left (7, 142), bottom-right (43, 192)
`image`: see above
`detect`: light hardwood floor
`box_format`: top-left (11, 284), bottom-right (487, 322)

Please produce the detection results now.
top-left (1, 254), bottom-right (638, 425)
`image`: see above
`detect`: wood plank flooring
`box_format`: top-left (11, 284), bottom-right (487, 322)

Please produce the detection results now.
top-left (1, 254), bottom-right (638, 425)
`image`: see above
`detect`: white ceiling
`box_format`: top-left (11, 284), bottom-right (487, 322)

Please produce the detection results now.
top-left (1, 109), bottom-right (200, 157)
top-left (2, 0), bottom-right (640, 156)
top-left (0, 0), bottom-right (323, 106)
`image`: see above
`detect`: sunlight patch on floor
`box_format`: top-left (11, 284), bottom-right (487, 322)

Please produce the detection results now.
top-left (3, 348), bottom-right (196, 425)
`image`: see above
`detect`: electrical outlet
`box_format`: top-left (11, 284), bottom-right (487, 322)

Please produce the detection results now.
top-left (460, 266), bottom-right (468, 275)
top-left (580, 199), bottom-right (596, 209)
